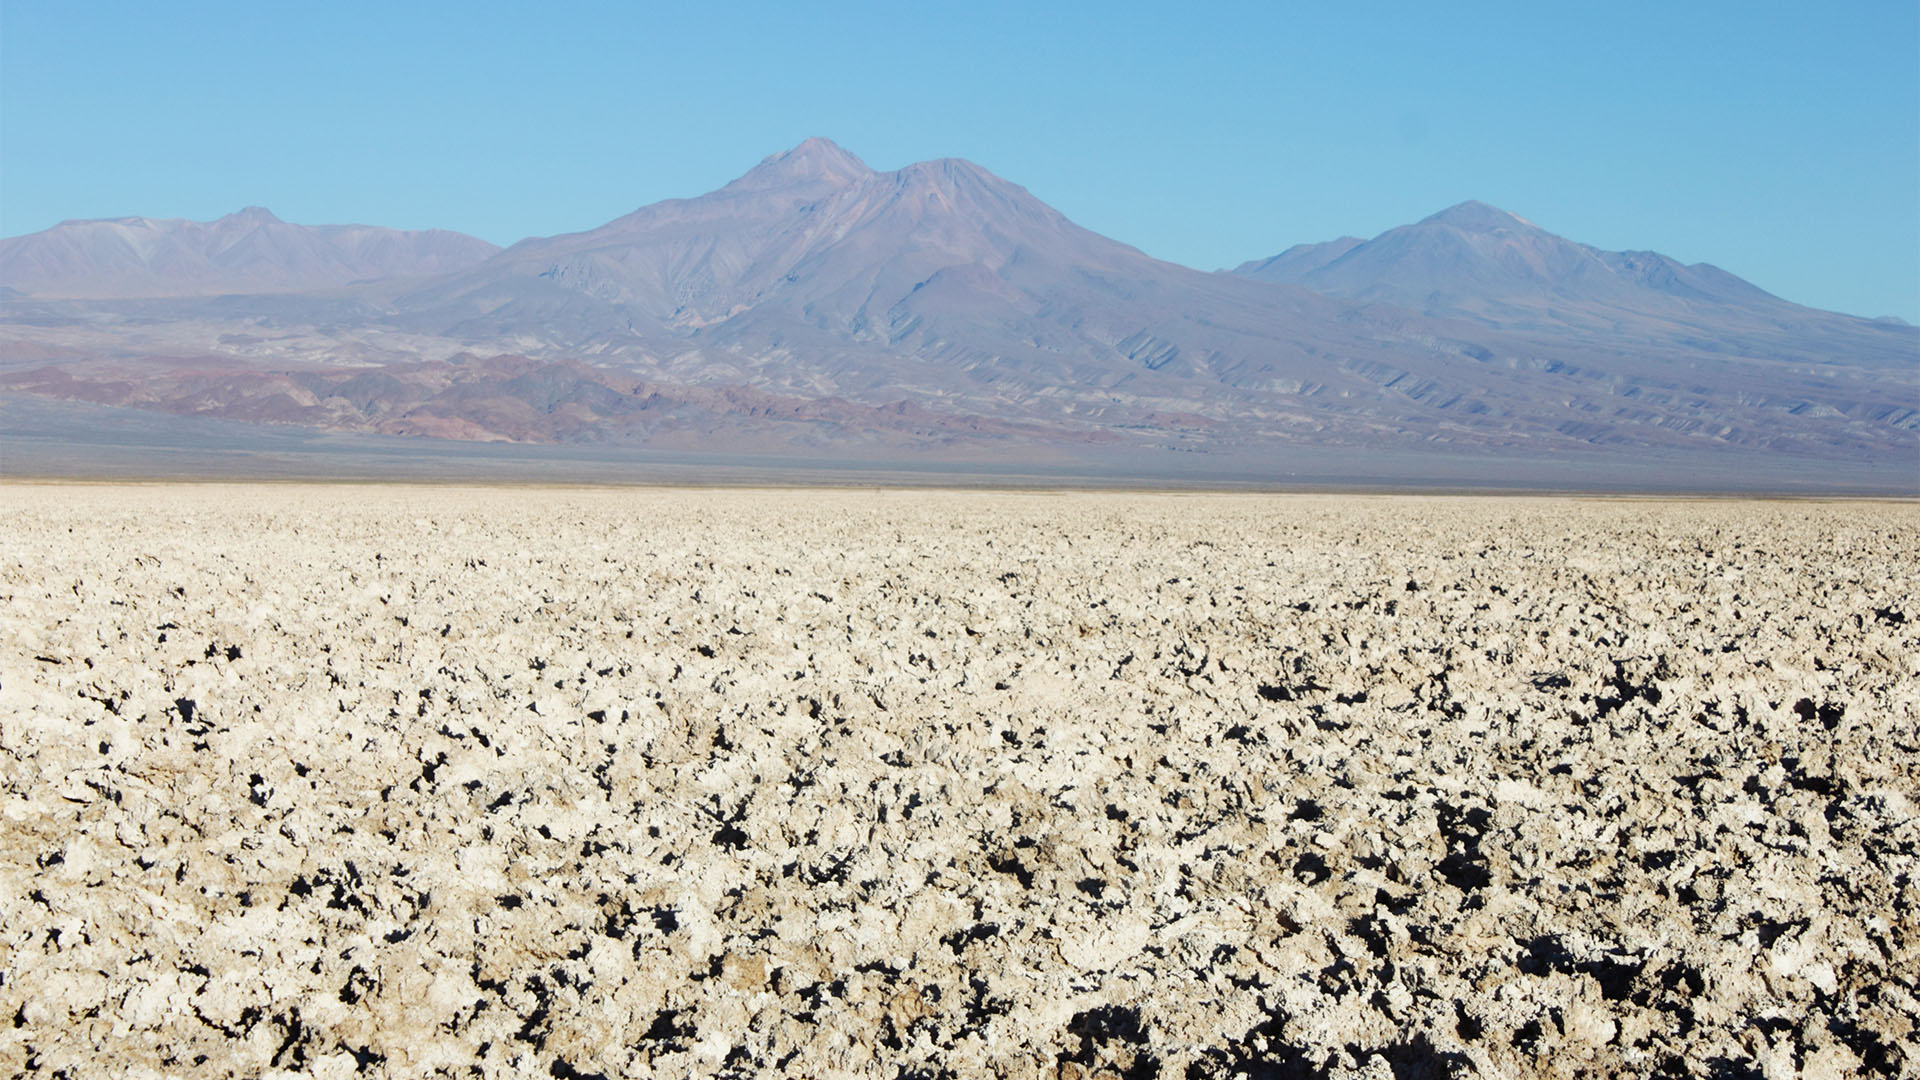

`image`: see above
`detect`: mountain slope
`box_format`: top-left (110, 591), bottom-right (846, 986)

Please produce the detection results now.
top-left (1236, 201), bottom-right (1777, 310)
top-left (378, 140), bottom-right (1545, 414)
top-left (0, 208), bottom-right (501, 298)
top-left (1232, 201), bottom-right (1914, 369)
top-left (1234, 235), bottom-right (1364, 284)
top-left (1, 144), bottom-right (1913, 484)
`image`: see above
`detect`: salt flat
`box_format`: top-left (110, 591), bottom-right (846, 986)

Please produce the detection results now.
top-left (2, 484), bottom-right (1915, 1078)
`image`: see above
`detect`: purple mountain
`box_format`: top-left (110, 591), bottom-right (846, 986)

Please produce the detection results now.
top-left (0, 207), bottom-right (499, 298)
top-left (1232, 201), bottom-right (1909, 369)
top-left (1, 142), bottom-right (1913, 487)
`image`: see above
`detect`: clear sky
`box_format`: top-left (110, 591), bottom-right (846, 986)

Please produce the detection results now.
top-left (3, 1), bottom-right (1916, 320)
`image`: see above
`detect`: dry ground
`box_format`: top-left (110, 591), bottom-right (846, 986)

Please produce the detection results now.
top-left (2, 485), bottom-right (1916, 1078)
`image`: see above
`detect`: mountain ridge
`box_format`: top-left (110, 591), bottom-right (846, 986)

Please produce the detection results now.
top-left (1, 139), bottom-right (1913, 486)
top-left (0, 208), bottom-right (501, 298)
top-left (1228, 199), bottom-right (1908, 371)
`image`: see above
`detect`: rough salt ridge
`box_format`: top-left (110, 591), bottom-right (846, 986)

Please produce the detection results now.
top-left (2, 485), bottom-right (1915, 1079)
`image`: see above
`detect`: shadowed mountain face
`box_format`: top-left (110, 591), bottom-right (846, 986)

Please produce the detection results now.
top-left (1, 142), bottom-right (1914, 486)
top-left (0, 207), bottom-right (500, 298)
top-left (1232, 201), bottom-right (1913, 369)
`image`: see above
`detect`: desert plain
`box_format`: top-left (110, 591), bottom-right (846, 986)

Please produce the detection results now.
top-left (1, 483), bottom-right (1916, 1079)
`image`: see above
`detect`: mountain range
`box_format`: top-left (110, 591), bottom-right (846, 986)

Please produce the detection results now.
top-left (0, 207), bottom-right (499, 298)
top-left (2, 138), bottom-right (1913, 488)
top-left (1231, 201), bottom-right (1906, 372)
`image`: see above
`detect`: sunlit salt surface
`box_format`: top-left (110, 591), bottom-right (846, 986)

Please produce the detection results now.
top-left (3, 485), bottom-right (1915, 1077)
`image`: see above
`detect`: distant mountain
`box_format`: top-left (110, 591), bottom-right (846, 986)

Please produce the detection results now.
top-left (374, 137), bottom-right (1423, 405)
top-left (1236, 235), bottom-right (1364, 285)
top-left (1, 143), bottom-right (1914, 487)
top-left (1231, 201), bottom-right (1912, 369)
top-left (1234, 201), bottom-right (1778, 310)
top-left (0, 207), bottom-right (500, 298)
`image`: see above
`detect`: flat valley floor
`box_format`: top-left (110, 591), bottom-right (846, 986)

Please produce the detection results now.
top-left (2, 484), bottom-right (1916, 1078)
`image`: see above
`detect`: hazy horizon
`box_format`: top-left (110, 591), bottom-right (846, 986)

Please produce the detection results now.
top-left (2, 2), bottom-right (1915, 321)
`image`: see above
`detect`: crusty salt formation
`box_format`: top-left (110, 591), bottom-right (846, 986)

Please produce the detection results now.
top-left (2, 485), bottom-right (1915, 1079)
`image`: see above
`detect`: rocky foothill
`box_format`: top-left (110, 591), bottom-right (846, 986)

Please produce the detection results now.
top-left (2, 485), bottom-right (1914, 1078)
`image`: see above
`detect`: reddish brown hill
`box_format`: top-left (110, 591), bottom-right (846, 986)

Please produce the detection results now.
top-left (0, 353), bottom-right (1102, 451)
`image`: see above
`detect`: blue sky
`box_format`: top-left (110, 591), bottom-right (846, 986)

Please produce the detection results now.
top-left (3, 1), bottom-right (1916, 320)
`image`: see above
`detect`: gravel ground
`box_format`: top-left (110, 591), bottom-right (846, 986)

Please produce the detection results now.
top-left (2, 485), bottom-right (1916, 1079)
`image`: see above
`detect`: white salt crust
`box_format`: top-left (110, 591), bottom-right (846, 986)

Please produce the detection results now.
top-left (1, 485), bottom-right (1915, 1079)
